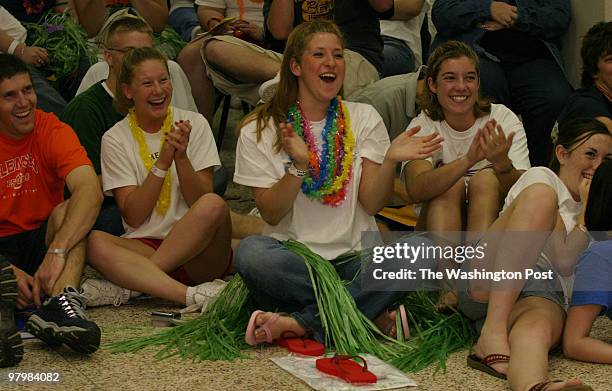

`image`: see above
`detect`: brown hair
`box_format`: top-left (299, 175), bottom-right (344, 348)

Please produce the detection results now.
top-left (549, 117), bottom-right (610, 173)
top-left (237, 20), bottom-right (344, 151)
top-left (417, 40), bottom-right (491, 122)
top-left (103, 14), bottom-right (152, 48)
top-left (113, 47), bottom-right (169, 115)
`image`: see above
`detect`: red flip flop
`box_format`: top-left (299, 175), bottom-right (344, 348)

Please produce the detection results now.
top-left (316, 354), bottom-right (377, 384)
top-left (277, 331), bottom-right (325, 356)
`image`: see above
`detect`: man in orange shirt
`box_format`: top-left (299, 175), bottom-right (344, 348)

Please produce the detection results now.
top-left (0, 54), bottom-right (103, 367)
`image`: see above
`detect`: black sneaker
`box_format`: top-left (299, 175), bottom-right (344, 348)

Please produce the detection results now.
top-left (0, 256), bottom-right (23, 367)
top-left (26, 287), bottom-right (100, 353)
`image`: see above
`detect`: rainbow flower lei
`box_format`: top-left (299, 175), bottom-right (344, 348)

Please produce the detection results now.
top-left (286, 97), bottom-right (355, 207)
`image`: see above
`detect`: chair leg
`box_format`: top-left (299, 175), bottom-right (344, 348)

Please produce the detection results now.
top-left (216, 94), bottom-right (232, 151)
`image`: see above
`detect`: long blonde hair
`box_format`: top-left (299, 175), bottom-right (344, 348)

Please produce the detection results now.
top-left (237, 20), bottom-right (345, 151)
top-left (114, 47), bottom-right (169, 115)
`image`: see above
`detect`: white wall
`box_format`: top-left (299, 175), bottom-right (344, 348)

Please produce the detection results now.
top-left (563, 0), bottom-right (612, 87)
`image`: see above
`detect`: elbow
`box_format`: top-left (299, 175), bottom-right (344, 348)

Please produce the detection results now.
top-left (150, 21), bottom-right (167, 33)
top-left (370, 0), bottom-right (393, 13)
top-left (123, 215), bottom-right (144, 230)
top-left (267, 22), bottom-right (291, 41)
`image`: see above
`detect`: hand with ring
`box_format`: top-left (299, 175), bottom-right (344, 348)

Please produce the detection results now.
top-left (17, 45), bottom-right (49, 67)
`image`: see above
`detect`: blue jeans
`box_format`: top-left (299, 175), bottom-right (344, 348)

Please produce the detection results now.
top-left (235, 234), bottom-right (437, 342)
top-left (168, 6), bottom-right (199, 42)
top-left (479, 57), bottom-right (573, 167)
top-left (30, 67), bottom-right (66, 116)
top-left (382, 36), bottom-right (417, 78)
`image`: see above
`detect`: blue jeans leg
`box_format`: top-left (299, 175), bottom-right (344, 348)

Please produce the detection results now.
top-left (382, 35), bottom-right (416, 77)
top-left (168, 7), bottom-right (200, 42)
top-left (29, 67), bottom-right (66, 116)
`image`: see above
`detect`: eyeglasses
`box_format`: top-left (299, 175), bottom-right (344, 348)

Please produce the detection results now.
top-left (106, 46), bottom-right (136, 54)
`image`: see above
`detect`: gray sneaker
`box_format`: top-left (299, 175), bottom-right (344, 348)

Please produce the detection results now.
top-left (81, 278), bottom-right (141, 307)
top-left (258, 72), bottom-right (280, 103)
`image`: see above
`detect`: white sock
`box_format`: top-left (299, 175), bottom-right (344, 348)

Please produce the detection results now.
top-left (185, 286), bottom-right (196, 306)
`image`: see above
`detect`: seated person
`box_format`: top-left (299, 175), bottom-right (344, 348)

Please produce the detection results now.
top-left (71, 0), bottom-right (168, 38)
top-left (178, 0), bottom-right (392, 121)
top-left (0, 5), bottom-right (66, 115)
top-left (460, 117), bottom-right (611, 391)
top-left (557, 21), bottom-right (612, 131)
top-left (403, 41), bottom-right (530, 237)
top-left (73, 16), bottom-right (197, 112)
top-left (431, 0), bottom-right (573, 167)
top-left (87, 47), bottom-right (232, 311)
top-left (177, 0), bottom-right (266, 121)
top-left (234, 20), bottom-right (442, 346)
top-left (563, 159), bottom-right (612, 364)
top-left (380, 0), bottom-right (429, 77)
top-left (0, 54), bottom-right (103, 364)
top-left (168, 0), bottom-right (200, 42)
top-left (62, 16), bottom-right (198, 242)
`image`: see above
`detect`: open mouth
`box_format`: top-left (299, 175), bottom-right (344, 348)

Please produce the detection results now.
top-left (14, 109), bottom-right (31, 119)
top-left (319, 73), bottom-right (337, 84)
top-left (582, 172), bottom-right (594, 180)
top-left (148, 97), bottom-right (167, 107)
top-left (450, 95), bottom-right (469, 102)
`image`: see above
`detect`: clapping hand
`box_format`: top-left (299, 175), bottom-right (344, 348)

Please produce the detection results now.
top-left (386, 126), bottom-right (443, 163)
top-left (280, 122), bottom-right (309, 169)
top-left (478, 119), bottom-right (515, 167)
top-left (166, 120), bottom-right (192, 160)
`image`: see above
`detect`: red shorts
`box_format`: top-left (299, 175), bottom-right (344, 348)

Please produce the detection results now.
top-left (135, 238), bottom-right (232, 286)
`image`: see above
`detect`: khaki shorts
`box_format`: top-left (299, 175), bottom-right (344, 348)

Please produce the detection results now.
top-left (200, 35), bottom-right (379, 105)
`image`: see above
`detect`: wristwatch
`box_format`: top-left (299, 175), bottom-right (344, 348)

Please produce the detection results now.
top-left (287, 163), bottom-right (307, 178)
top-left (151, 165), bottom-right (168, 179)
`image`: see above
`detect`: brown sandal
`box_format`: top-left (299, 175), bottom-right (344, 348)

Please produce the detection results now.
top-left (466, 353), bottom-right (509, 379)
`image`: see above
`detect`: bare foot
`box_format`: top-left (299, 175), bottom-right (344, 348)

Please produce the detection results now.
top-left (252, 312), bottom-right (305, 344)
top-left (526, 379), bottom-right (583, 391)
top-left (473, 326), bottom-right (511, 375)
top-left (374, 309), bottom-right (397, 338)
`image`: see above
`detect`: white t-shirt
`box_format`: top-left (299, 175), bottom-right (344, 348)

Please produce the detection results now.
top-left (0, 6), bottom-right (27, 44)
top-left (101, 107), bottom-right (220, 239)
top-left (234, 101), bottom-right (390, 259)
top-left (503, 166), bottom-right (581, 233)
top-left (402, 103), bottom-right (531, 176)
top-left (195, 0), bottom-right (264, 27)
top-left (76, 60), bottom-right (198, 113)
top-left (380, 1), bottom-right (430, 67)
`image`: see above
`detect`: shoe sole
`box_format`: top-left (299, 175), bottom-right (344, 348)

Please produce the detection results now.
top-left (0, 258), bottom-right (24, 367)
top-left (26, 315), bottom-right (100, 354)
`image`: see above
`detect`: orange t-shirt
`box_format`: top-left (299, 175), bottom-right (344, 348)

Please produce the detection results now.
top-left (0, 110), bottom-right (92, 236)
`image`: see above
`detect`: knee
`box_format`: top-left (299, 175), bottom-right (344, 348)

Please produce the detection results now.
top-left (235, 235), bottom-right (270, 275)
top-left (86, 230), bottom-right (109, 265)
top-left (203, 40), bottom-right (225, 66)
top-left (177, 41), bottom-right (203, 69)
top-left (48, 201), bottom-right (68, 231)
top-left (191, 193), bottom-right (229, 224)
top-left (468, 170), bottom-right (500, 199)
top-left (515, 184), bottom-right (558, 221)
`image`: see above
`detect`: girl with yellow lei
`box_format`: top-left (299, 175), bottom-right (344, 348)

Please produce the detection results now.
top-left (233, 21), bottom-right (442, 346)
top-left (87, 47), bottom-right (232, 309)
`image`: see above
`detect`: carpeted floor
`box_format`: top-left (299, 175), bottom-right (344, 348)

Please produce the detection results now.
top-left (2, 105), bottom-right (609, 391)
top-left (3, 298), bottom-right (610, 390)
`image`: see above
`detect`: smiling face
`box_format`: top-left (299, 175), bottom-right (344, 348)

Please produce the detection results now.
top-left (558, 133), bottom-right (612, 199)
top-left (290, 32), bottom-right (345, 107)
top-left (122, 59), bottom-right (172, 126)
top-left (0, 73), bottom-right (37, 140)
top-left (428, 56), bottom-right (479, 123)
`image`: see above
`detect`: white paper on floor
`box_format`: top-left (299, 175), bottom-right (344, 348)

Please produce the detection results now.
top-left (270, 353), bottom-right (417, 391)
